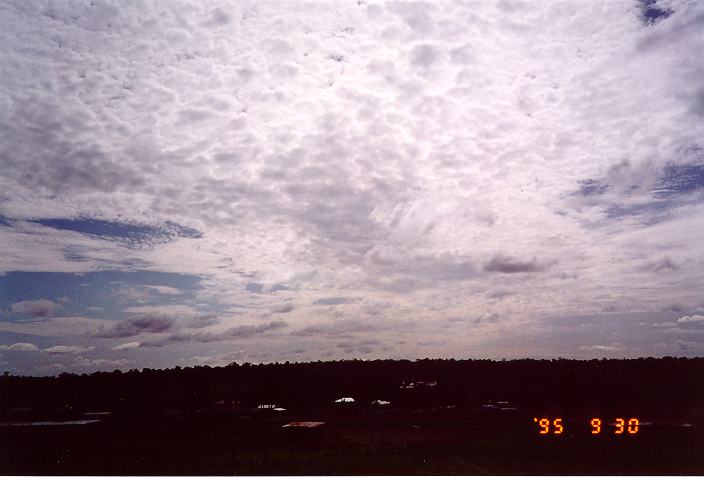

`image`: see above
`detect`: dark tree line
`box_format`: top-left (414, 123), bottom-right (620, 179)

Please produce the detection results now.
top-left (1, 357), bottom-right (702, 418)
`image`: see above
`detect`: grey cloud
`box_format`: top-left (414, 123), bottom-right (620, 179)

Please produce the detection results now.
top-left (141, 320), bottom-right (288, 348)
top-left (269, 284), bottom-right (291, 293)
top-left (410, 44), bottom-right (441, 70)
top-left (365, 251), bottom-right (478, 291)
top-left (446, 312), bottom-right (499, 324)
top-left (94, 315), bottom-right (174, 338)
top-left (387, 1), bottom-right (437, 36)
top-left (245, 282), bottom-right (263, 294)
top-left (486, 287), bottom-right (515, 299)
top-left (363, 301), bottom-right (395, 316)
top-left (336, 339), bottom-right (380, 355)
top-left (224, 320), bottom-right (287, 337)
top-left (0, 97), bottom-right (145, 196)
top-left (576, 179), bottom-right (609, 197)
top-left (203, 7), bottom-right (232, 27)
top-left (449, 44), bottom-right (474, 65)
top-left (10, 299), bottom-right (58, 318)
top-left (292, 319), bottom-right (385, 337)
top-left (642, 256), bottom-right (679, 273)
top-left (312, 297), bottom-right (355, 306)
top-left (185, 314), bottom-right (219, 328)
top-left (270, 303), bottom-right (294, 314)
top-left (484, 254), bottom-right (548, 274)
top-left (474, 312), bottom-right (500, 324)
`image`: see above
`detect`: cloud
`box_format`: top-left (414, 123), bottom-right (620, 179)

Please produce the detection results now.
top-left (0, 343), bottom-right (39, 352)
top-left (336, 339), bottom-right (380, 355)
top-left (185, 314), bottom-right (219, 328)
top-left (10, 299), bottom-right (58, 318)
top-left (1, 0), bottom-right (704, 371)
top-left (312, 297), bottom-right (356, 306)
top-left (484, 254), bottom-right (549, 274)
top-left (94, 315), bottom-right (174, 338)
top-left (42, 345), bottom-right (95, 355)
top-left (292, 318), bottom-right (385, 337)
top-left (655, 314), bottom-right (704, 331)
top-left (676, 315), bottom-right (704, 324)
top-left (143, 285), bottom-right (184, 296)
top-left (578, 343), bottom-right (626, 353)
top-left (224, 320), bottom-right (288, 338)
top-left (270, 303), bottom-right (294, 314)
top-left (0, 316), bottom-right (113, 338)
top-left (73, 356), bottom-right (131, 370)
top-left (474, 312), bottom-right (500, 324)
top-left (112, 342), bottom-right (141, 351)
top-left (642, 256), bottom-right (680, 272)
top-left (140, 320), bottom-right (288, 348)
top-left (486, 287), bottom-right (516, 299)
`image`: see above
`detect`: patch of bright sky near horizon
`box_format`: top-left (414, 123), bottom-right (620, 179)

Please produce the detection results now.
top-left (0, 0), bottom-right (703, 375)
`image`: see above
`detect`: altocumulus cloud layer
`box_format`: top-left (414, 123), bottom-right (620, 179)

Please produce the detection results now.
top-left (1, 0), bottom-right (703, 374)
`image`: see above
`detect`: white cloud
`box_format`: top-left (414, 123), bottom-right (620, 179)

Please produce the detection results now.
top-left (0, 343), bottom-right (39, 352)
top-left (112, 342), bottom-right (141, 351)
top-left (578, 343), bottom-right (627, 353)
top-left (10, 299), bottom-right (58, 318)
top-left (1, 0), bottom-right (703, 369)
top-left (42, 345), bottom-right (95, 355)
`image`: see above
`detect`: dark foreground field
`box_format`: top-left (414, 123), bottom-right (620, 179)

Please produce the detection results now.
top-left (1, 357), bottom-right (702, 474)
top-left (1, 407), bottom-right (702, 475)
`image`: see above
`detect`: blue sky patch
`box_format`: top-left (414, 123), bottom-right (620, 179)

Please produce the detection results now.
top-left (0, 270), bottom-right (204, 321)
top-left (655, 163), bottom-right (704, 197)
top-left (32, 218), bottom-right (203, 248)
top-left (638, 0), bottom-right (673, 25)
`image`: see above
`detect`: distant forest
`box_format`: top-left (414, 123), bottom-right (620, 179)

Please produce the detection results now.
top-left (1, 357), bottom-right (703, 417)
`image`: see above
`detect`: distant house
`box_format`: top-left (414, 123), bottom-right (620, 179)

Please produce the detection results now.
top-left (256, 403), bottom-right (286, 412)
top-left (334, 397), bottom-right (354, 403)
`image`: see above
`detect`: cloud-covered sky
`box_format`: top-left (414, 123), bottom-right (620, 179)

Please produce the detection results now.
top-left (1, 0), bottom-right (703, 374)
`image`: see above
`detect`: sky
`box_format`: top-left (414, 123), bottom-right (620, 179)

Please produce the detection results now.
top-left (0, 0), bottom-right (703, 375)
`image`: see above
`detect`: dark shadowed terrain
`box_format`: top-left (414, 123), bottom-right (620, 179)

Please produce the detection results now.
top-left (1, 357), bottom-right (702, 475)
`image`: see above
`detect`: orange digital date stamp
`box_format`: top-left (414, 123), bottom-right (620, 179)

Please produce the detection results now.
top-left (533, 417), bottom-right (639, 435)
